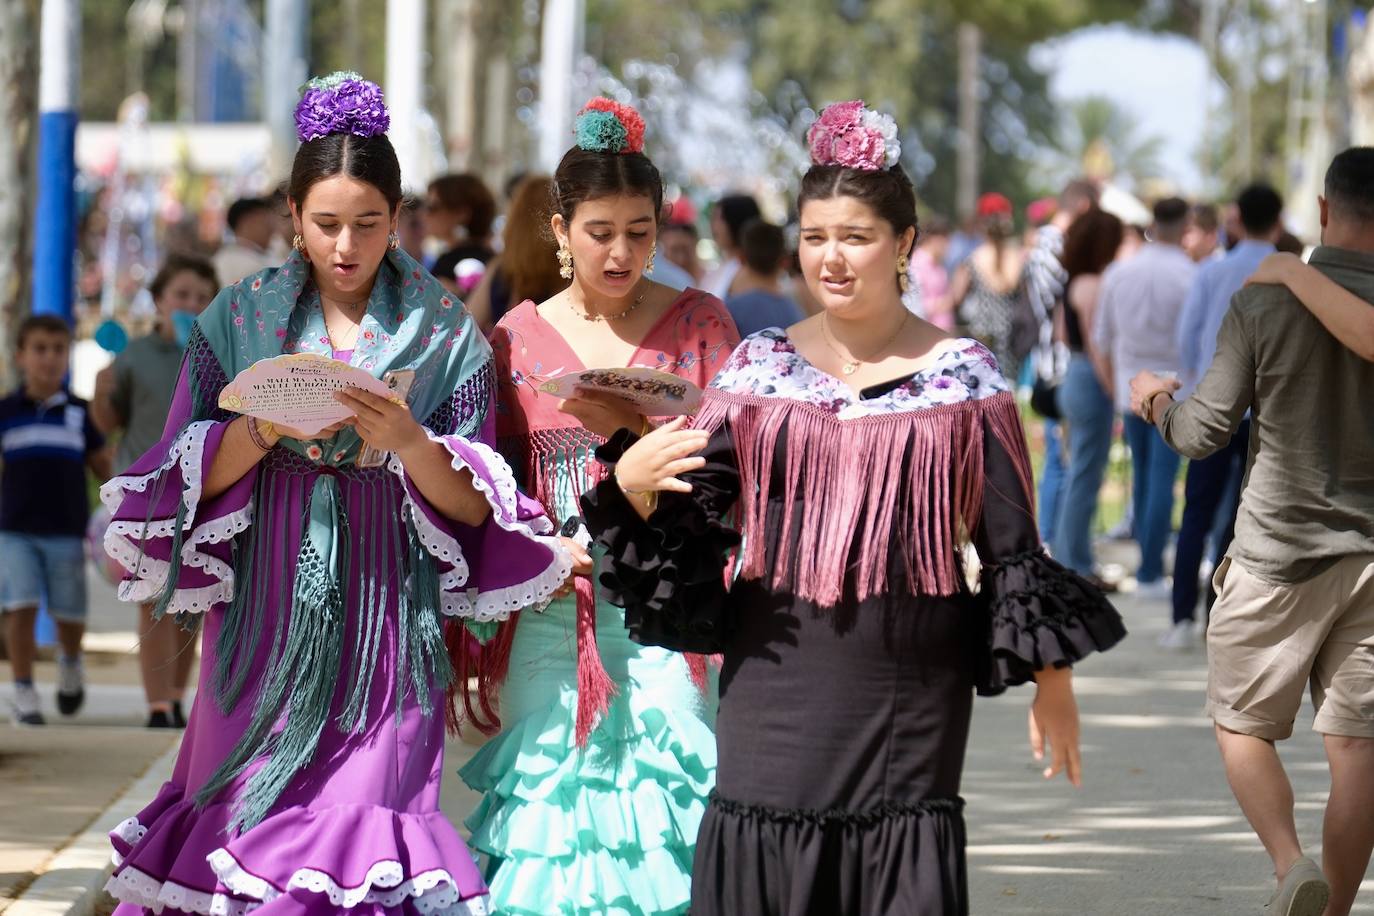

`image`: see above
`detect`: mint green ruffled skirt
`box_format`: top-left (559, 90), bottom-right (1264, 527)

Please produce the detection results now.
top-left (459, 597), bottom-right (717, 915)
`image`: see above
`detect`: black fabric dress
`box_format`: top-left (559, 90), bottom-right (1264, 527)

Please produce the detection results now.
top-left (580, 338), bottom-right (1125, 916)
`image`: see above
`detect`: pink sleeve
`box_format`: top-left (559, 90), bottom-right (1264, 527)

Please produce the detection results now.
top-left (674, 291), bottom-right (741, 388)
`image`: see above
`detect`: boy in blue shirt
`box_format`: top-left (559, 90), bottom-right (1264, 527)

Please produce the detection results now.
top-left (1, 316), bottom-right (110, 724)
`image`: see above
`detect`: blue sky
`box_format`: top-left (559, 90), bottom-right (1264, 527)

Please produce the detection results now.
top-left (1036, 24), bottom-right (1217, 193)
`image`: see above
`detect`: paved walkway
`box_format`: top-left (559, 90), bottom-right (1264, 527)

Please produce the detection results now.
top-left (961, 593), bottom-right (1370, 914)
top-left (3, 572), bottom-right (1372, 914)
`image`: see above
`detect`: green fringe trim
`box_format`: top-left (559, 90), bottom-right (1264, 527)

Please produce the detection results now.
top-left (194, 474), bottom-right (349, 832)
top-left (337, 481), bottom-right (387, 733)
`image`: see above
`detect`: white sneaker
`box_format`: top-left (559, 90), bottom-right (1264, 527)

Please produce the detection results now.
top-left (1157, 620), bottom-right (1198, 650)
top-left (11, 683), bottom-right (45, 725)
top-left (1134, 579), bottom-right (1173, 601)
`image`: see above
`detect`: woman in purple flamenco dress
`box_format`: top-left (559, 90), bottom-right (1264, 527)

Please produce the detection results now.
top-left (98, 73), bottom-right (569, 916)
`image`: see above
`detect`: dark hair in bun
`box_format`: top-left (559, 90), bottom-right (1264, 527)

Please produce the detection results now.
top-left (798, 164), bottom-right (919, 255)
top-left (550, 147), bottom-right (665, 225)
top-left (288, 133), bottom-right (404, 213)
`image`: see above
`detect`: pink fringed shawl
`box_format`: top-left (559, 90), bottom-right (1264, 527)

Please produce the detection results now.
top-left (692, 387), bottom-right (1035, 609)
top-left (462, 290), bottom-right (739, 742)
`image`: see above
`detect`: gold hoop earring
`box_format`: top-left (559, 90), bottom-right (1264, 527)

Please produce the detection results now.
top-left (557, 244), bottom-right (573, 280)
top-left (292, 234), bottom-right (306, 253)
top-left (387, 232), bottom-right (400, 251)
top-left (645, 242), bottom-right (657, 274)
top-left (896, 253), bottom-right (910, 293)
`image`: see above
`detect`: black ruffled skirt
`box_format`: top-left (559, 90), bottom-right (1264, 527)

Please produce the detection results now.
top-left (582, 429), bottom-right (1126, 916)
top-left (682, 577), bottom-right (978, 916)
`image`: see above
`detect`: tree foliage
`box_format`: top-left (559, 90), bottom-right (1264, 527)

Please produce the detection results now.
top-left (1058, 95), bottom-right (1166, 190)
top-left (574, 0), bottom-right (1208, 214)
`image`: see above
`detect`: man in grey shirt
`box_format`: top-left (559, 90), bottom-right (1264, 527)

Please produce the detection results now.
top-left (1131, 148), bottom-right (1374, 916)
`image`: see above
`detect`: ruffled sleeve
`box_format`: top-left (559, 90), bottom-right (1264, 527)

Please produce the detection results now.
top-left (388, 363), bottom-right (571, 622)
top-left (974, 403), bottom-right (1126, 694)
top-left (100, 350), bottom-right (251, 616)
top-left (581, 425), bottom-right (741, 653)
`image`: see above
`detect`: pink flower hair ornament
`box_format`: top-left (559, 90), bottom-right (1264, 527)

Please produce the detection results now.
top-left (574, 97), bottom-right (646, 155)
top-left (807, 100), bottom-right (902, 172)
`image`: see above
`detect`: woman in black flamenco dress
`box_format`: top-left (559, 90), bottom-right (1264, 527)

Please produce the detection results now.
top-left (580, 103), bottom-right (1125, 916)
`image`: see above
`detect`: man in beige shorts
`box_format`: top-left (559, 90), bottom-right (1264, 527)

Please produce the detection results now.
top-left (1130, 146), bottom-right (1374, 916)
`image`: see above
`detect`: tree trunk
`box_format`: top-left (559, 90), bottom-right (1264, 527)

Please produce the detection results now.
top-left (956, 22), bottom-right (981, 223)
top-left (0, 0), bottom-right (39, 387)
top-left (438, 0), bottom-right (479, 172)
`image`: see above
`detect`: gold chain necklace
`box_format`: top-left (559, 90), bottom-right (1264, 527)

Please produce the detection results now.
top-left (320, 293), bottom-right (366, 350)
top-left (820, 312), bottom-right (909, 376)
top-left (571, 284), bottom-right (646, 322)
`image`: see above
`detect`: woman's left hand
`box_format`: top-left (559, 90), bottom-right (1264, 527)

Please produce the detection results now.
top-left (558, 390), bottom-right (643, 439)
top-left (335, 387), bottom-right (428, 456)
top-left (1029, 666), bottom-right (1082, 787)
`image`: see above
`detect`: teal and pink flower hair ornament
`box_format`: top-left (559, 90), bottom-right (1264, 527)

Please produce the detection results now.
top-left (574, 97), bottom-right (647, 154)
top-left (294, 71), bottom-right (390, 143)
top-left (807, 100), bottom-right (902, 172)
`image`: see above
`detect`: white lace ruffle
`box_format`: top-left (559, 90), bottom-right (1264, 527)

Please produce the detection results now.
top-left (101, 421), bottom-right (253, 615)
top-left (208, 848), bottom-right (490, 914)
top-left (106, 864), bottom-right (254, 916)
top-left (387, 431), bottom-right (570, 623)
top-left (180, 503), bottom-right (255, 587)
top-left (109, 816), bottom-right (149, 867)
top-left (111, 816), bottom-right (149, 845)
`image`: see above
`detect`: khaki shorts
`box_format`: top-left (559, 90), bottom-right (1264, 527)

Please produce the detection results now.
top-left (1206, 554), bottom-right (1374, 740)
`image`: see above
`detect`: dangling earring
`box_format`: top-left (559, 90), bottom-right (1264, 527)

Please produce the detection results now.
top-left (557, 244), bottom-right (574, 280)
top-left (645, 242), bottom-right (657, 274)
top-left (292, 233), bottom-right (306, 252)
top-left (387, 231), bottom-right (400, 251)
top-left (896, 253), bottom-right (910, 293)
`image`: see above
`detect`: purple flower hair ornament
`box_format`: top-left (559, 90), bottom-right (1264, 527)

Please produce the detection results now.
top-left (807, 100), bottom-right (901, 171)
top-left (294, 71), bottom-right (390, 143)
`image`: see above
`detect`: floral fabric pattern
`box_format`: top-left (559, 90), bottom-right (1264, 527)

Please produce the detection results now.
top-left (710, 327), bottom-right (1009, 419)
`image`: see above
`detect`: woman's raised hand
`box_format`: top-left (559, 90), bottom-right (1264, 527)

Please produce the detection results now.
top-left (335, 387), bottom-right (428, 456)
top-left (614, 417), bottom-right (710, 496)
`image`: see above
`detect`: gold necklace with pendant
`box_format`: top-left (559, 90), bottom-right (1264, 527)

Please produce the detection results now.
top-left (821, 312), bottom-right (909, 376)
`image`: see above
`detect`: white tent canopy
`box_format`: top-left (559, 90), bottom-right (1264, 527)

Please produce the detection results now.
top-left (76, 122), bottom-right (270, 176)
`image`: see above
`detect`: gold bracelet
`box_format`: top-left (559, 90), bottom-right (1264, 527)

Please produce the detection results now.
top-left (614, 469), bottom-right (660, 513)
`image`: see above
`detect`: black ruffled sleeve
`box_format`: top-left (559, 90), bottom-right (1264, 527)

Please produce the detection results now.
top-left (974, 412), bottom-right (1127, 695)
top-left (580, 424), bottom-right (742, 653)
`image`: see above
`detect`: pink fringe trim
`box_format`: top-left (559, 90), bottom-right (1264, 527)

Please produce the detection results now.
top-left (693, 389), bottom-right (1033, 609)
